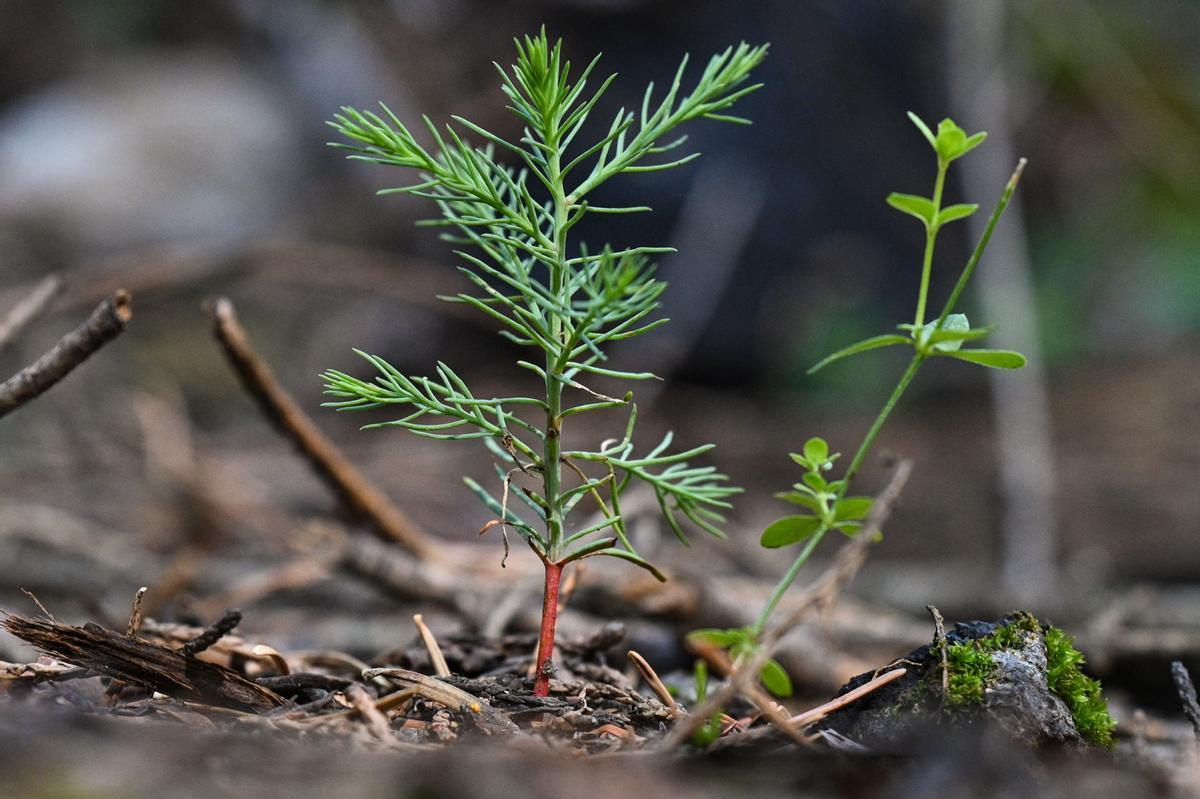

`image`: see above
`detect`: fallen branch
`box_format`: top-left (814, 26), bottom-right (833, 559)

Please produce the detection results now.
top-left (0, 290), bottom-right (130, 419)
top-left (662, 459), bottom-right (912, 749)
top-left (207, 296), bottom-right (432, 557)
top-left (2, 613), bottom-right (283, 711)
top-left (0, 274), bottom-right (64, 352)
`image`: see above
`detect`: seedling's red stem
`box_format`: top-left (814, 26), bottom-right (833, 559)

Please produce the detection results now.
top-left (533, 560), bottom-right (563, 697)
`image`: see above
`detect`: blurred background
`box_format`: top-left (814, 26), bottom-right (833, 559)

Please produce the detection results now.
top-left (0, 0), bottom-right (1197, 709)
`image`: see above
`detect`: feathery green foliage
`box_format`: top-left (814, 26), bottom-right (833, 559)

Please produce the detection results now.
top-left (322, 30), bottom-right (765, 580)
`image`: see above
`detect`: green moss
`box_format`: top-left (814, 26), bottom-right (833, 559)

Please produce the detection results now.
top-left (944, 614), bottom-right (1041, 708)
top-left (941, 615), bottom-right (1116, 749)
top-left (945, 640), bottom-right (995, 707)
top-left (1044, 626), bottom-right (1117, 750)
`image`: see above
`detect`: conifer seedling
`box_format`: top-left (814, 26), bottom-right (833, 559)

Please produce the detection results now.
top-left (321, 30), bottom-right (767, 696)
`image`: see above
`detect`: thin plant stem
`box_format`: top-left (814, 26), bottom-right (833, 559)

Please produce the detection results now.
top-left (753, 527), bottom-right (823, 634)
top-left (533, 129), bottom-right (569, 700)
top-left (543, 127), bottom-right (569, 565)
top-left (934, 158), bottom-right (1027, 329)
top-left (840, 353), bottom-right (925, 489)
top-left (533, 561), bottom-right (563, 696)
top-left (914, 161), bottom-right (948, 327)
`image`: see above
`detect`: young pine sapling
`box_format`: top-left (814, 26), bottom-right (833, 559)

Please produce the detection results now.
top-left (321, 30), bottom-right (767, 696)
top-left (691, 114), bottom-right (1029, 701)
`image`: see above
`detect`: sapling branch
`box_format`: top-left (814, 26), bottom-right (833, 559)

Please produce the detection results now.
top-left (323, 29), bottom-right (761, 696)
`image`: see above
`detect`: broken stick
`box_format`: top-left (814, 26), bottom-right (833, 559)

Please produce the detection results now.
top-left (207, 296), bottom-right (432, 557)
top-left (3, 614), bottom-right (282, 711)
top-left (0, 290), bottom-right (131, 419)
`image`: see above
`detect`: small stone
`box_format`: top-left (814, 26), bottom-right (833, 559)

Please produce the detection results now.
top-left (819, 612), bottom-right (1102, 751)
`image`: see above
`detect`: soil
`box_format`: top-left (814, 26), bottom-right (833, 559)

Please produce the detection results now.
top-left (2, 605), bottom-right (1196, 797)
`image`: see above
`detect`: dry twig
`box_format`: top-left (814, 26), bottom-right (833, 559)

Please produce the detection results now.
top-left (346, 683), bottom-right (393, 740)
top-left (104, 586), bottom-right (152, 703)
top-left (181, 610), bottom-right (243, 658)
top-left (19, 588), bottom-right (56, 622)
top-left (628, 650), bottom-right (678, 714)
top-left (0, 290), bottom-right (130, 419)
top-left (413, 614), bottom-right (451, 677)
top-left (125, 587), bottom-right (149, 637)
top-left (688, 640), bottom-right (811, 747)
top-left (788, 667), bottom-right (908, 728)
top-left (0, 660), bottom-right (81, 682)
top-left (207, 297), bottom-right (432, 557)
top-left (364, 667), bottom-right (519, 735)
top-left (927, 604), bottom-right (949, 695)
top-left (208, 295), bottom-right (434, 556)
top-left (0, 274), bottom-right (64, 352)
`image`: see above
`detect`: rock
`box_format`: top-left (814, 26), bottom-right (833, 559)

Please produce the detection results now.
top-left (819, 612), bottom-right (1114, 751)
top-left (0, 52), bottom-right (301, 250)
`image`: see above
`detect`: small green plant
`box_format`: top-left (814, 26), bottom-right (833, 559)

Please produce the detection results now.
top-left (321, 29), bottom-right (766, 696)
top-left (694, 114), bottom-right (1028, 691)
top-left (690, 660), bottom-right (725, 746)
top-left (687, 625), bottom-right (793, 698)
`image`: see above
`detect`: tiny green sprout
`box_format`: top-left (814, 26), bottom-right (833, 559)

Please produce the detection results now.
top-left (694, 112), bottom-right (1029, 690)
top-left (322, 28), bottom-right (766, 697)
top-left (690, 660), bottom-right (725, 746)
top-left (688, 627), bottom-right (792, 698)
top-left (763, 437), bottom-right (876, 548)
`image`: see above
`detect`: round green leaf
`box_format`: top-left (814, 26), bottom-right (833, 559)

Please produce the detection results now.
top-left (801, 472), bottom-right (828, 492)
top-left (760, 658), bottom-right (794, 698)
top-left (936, 203), bottom-right (979, 227)
top-left (935, 118), bottom-right (967, 160)
top-left (886, 193), bottom-right (935, 225)
top-left (834, 497), bottom-right (873, 521)
top-left (803, 437), bottom-right (829, 466)
top-left (761, 515), bottom-right (823, 548)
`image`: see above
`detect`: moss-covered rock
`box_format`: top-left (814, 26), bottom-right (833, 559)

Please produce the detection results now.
top-left (819, 612), bottom-right (1115, 750)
